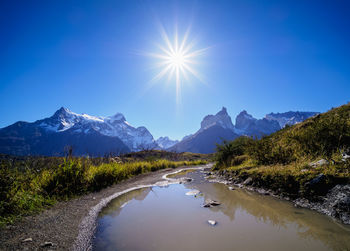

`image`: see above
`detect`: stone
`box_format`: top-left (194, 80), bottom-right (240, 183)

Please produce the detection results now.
top-left (185, 190), bottom-right (200, 196)
top-left (229, 187), bottom-right (235, 190)
top-left (257, 188), bottom-right (269, 195)
top-left (243, 177), bottom-right (253, 186)
top-left (309, 159), bottom-right (329, 168)
top-left (342, 152), bottom-right (350, 162)
top-left (203, 199), bottom-right (221, 207)
top-left (307, 173), bottom-right (326, 187)
top-left (207, 220), bottom-right (217, 226)
top-left (22, 238), bottom-right (32, 242)
top-left (41, 242), bottom-right (53, 247)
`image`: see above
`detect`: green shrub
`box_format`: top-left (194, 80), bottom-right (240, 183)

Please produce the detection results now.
top-left (40, 159), bottom-right (88, 197)
top-left (215, 136), bottom-right (253, 168)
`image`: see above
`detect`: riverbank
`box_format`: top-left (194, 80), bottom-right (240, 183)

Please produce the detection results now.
top-left (0, 156), bottom-right (207, 226)
top-left (211, 168), bottom-right (350, 224)
top-left (0, 164), bottom-right (211, 250)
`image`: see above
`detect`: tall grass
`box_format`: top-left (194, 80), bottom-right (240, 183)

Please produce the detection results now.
top-left (0, 158), bottom-right (206, 226)
top-left (213, 103), bottom-right (350, 198)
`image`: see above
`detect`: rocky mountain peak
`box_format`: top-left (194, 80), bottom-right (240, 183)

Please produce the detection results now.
top-left (156, 136), bottom-right (179, 149)
top-left (216, 107), bottom-right (228, 116)
top-left (200, 107), bottom-right (234, 131)
top-left (106, 113), bottom-right (126, 122)
top-left (235, 110), bottom-right (256, 130)
top-left (52, 107), bottom-right (72, 118)
top-left (265, 111), bottom-right (319, 128)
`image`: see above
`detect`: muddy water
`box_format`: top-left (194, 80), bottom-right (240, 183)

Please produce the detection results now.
top-left (93, 170), bottom-right (350, 251)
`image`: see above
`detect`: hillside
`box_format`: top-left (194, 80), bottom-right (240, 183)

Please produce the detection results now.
top-left (216, 102), bottom-right (350, 167)
top-left (214, 103), bottom-right (350, 223)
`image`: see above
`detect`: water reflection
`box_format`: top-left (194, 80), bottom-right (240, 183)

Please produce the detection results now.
top-left (93, 170), bottom-right (350, 251)
top-left (99, 188), bottom-right (151, 218)
top-left (187, 177), bottom-right (350, 250)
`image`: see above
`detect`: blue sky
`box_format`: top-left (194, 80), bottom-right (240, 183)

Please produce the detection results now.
top-left (1, 0), bottom-right (349, 140)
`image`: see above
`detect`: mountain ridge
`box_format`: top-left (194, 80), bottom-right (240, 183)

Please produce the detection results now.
top-left (0, 107), bottom-right (319, 156)
top-left (169, 108), bottom-right (318, 153)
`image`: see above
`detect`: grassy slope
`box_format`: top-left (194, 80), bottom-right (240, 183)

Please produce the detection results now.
top-left (0, 153), bottom-right (208, 226)
top-left (214, 103), bottom-right (350, 198)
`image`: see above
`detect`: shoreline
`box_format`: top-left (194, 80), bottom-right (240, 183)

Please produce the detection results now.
top-left (212, 170), bottom-right (350, 225)
top-left (0, 164), bottom-right (211, 251)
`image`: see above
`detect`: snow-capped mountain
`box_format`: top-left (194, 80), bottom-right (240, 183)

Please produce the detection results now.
top-left (265, 111), bottom-right (319, 128)
top-left (235, 110), bottom-right (280, 137)
top-left (0, 106), bottom-right (319, 156)
top-left (170, 107), bottom-right (318, 153)
top-left (38, 107), bottom-right (158, 151)
top-left (0, 107), bottom-right (158, 156)
top-left (155, 137), bottom-right (179, 149)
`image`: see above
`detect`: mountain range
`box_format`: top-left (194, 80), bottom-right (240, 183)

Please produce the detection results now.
top-left (0, 107), bottom-right (318, 156)
top-left (168, 108), bottom-right (319, 153)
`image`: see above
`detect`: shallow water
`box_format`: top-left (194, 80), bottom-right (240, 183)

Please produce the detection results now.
top-left (93, 170), bottom-right (350, 251)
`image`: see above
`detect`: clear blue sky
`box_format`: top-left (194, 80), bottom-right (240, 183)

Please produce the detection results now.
top-left (1, 0), bottom-right (349, 140)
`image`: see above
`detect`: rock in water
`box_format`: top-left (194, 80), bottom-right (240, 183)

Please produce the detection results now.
top-left (203, 199), bottom-right (221, 207)
top-left (185, 190), bottom-right (200, 196)
top-left (207, 220), bottom-right (217, 226)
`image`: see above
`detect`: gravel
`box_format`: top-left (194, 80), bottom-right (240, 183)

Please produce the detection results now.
top-left (0, 165), bottom-right (209, 250)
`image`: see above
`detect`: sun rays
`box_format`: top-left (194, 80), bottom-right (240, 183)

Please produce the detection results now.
top-left (145, 24), bottom-right (209, 104)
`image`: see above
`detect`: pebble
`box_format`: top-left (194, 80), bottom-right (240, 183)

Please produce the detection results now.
top-left (207, 220), bottom-right (217, 226)
top-left (41, 242), bottom-right (53, 247)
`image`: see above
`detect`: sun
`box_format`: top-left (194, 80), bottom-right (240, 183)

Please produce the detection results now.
top-left (169, 51), bottom-right (185, 68)
top-left (146, 25), bottom-right (209, 104)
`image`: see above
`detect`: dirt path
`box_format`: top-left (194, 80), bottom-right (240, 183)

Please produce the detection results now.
top-left (0, 164), bottom-right (211, 251)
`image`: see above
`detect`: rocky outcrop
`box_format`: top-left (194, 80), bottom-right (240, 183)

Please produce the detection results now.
top-left (200, 107), bottom-right (235, 132)
top-left (295, 185), bottom-right (350, 224)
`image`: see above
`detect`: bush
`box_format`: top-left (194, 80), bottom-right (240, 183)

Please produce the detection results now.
top-left (40, 159), bottom-right (88, 197)
top-left (215, 136), bottom-right (253, 168)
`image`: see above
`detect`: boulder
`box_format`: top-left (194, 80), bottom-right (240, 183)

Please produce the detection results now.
top-left (307, 173), bottom-right (326, 186)
top-left (203, 199), bottom-right (221, 207)
top-left (342, 152), bottom-right (350, 162)
top-left (309, 159), bottom-right (329, 168)
top-left (243, 177), bottom-right (253, 186)
top-left (207, 220), bottom-right (217, 226)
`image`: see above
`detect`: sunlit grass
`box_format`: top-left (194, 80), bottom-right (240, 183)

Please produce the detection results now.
top-left (0, 158), bottom-right (207, 226)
